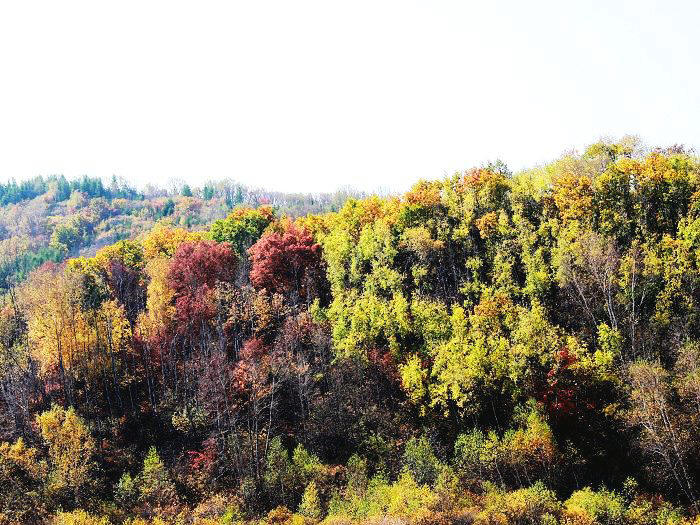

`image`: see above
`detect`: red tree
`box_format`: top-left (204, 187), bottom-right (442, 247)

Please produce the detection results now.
top-left (248, 225), bottom-right (325, 304)
top-left (168, 240), bottom-right (237, 328)
top-left (539, 347), bottom-right (597, 422)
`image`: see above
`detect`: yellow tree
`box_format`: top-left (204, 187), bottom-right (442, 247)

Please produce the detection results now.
top-left (137, 258), bottom-right (175, 340)
top-left (21, 265), bottom-right (87, 404)
top-left (0, 438), bottom-right (48, 522)
top-left (142, 224), bottom-right (203, 260)
top-left (36, 405), bottom-right (98, 507)
top-left (22, 263), bottom-right (133, 411)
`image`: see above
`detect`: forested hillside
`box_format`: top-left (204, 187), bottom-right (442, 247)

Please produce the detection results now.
top-left (3, 139), bottom-right (700, 524)
top-left (0, 175), bottom-right (361, 291)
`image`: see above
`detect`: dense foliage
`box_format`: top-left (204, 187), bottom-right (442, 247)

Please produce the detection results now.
top-left (3, 138), bottom-right (700, 524)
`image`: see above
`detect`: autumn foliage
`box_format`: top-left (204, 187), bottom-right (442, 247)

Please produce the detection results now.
top-left (3, 139), bottom-right (700, 524)
top-left (248, 224), bottom-right (325, 303)
top-left (167, 240), bottom-right (237, 326)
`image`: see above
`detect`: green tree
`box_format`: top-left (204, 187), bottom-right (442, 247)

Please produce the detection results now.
top-left (264, 436), bottom-right (292, 504)
top-left (114, 471), bottom-right (137, 508)
top-left (209, 206), bottom-right (275, 256)
top-left (138, 447), bottom-right (177, 508)
top-left (402, 435), bottom-right (441, 486)
top-left (298, 480), bottom-right (322, 519)
top-left (203, 184), bottom-right (215, 200)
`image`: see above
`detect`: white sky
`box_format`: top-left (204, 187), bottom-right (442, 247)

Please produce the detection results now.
top-left (0, 1), bottom-right (698, 193)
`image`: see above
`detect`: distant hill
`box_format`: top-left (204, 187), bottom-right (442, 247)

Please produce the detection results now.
top-left (0, 175), bottom-right (365, 289)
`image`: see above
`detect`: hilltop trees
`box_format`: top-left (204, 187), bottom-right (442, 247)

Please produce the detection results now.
top-left (210, 206), bottom-right (275, 257)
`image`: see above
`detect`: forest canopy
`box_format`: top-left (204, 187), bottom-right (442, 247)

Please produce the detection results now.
top-left (3, 138), bottom-right (700, 524)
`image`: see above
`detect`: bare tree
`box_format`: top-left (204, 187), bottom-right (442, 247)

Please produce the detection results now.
top-left (627, 361), bottom-right (698, 511)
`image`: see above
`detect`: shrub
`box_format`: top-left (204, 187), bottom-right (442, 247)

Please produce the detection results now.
top-left (326, 472), bottom-right (437, 522)
top-left (564, 487), bottom-right (625, 525)
top-left (52, 509), bottom-right (110, 525)
top-left (476, 482), bottom-right (560, 525)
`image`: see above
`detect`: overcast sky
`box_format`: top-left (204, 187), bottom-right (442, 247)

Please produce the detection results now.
top-left (0, 1), bottom-right (698, 193)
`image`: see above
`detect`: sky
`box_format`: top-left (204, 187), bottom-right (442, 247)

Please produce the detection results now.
top-left (0, 1), bottom-right (698, 193)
